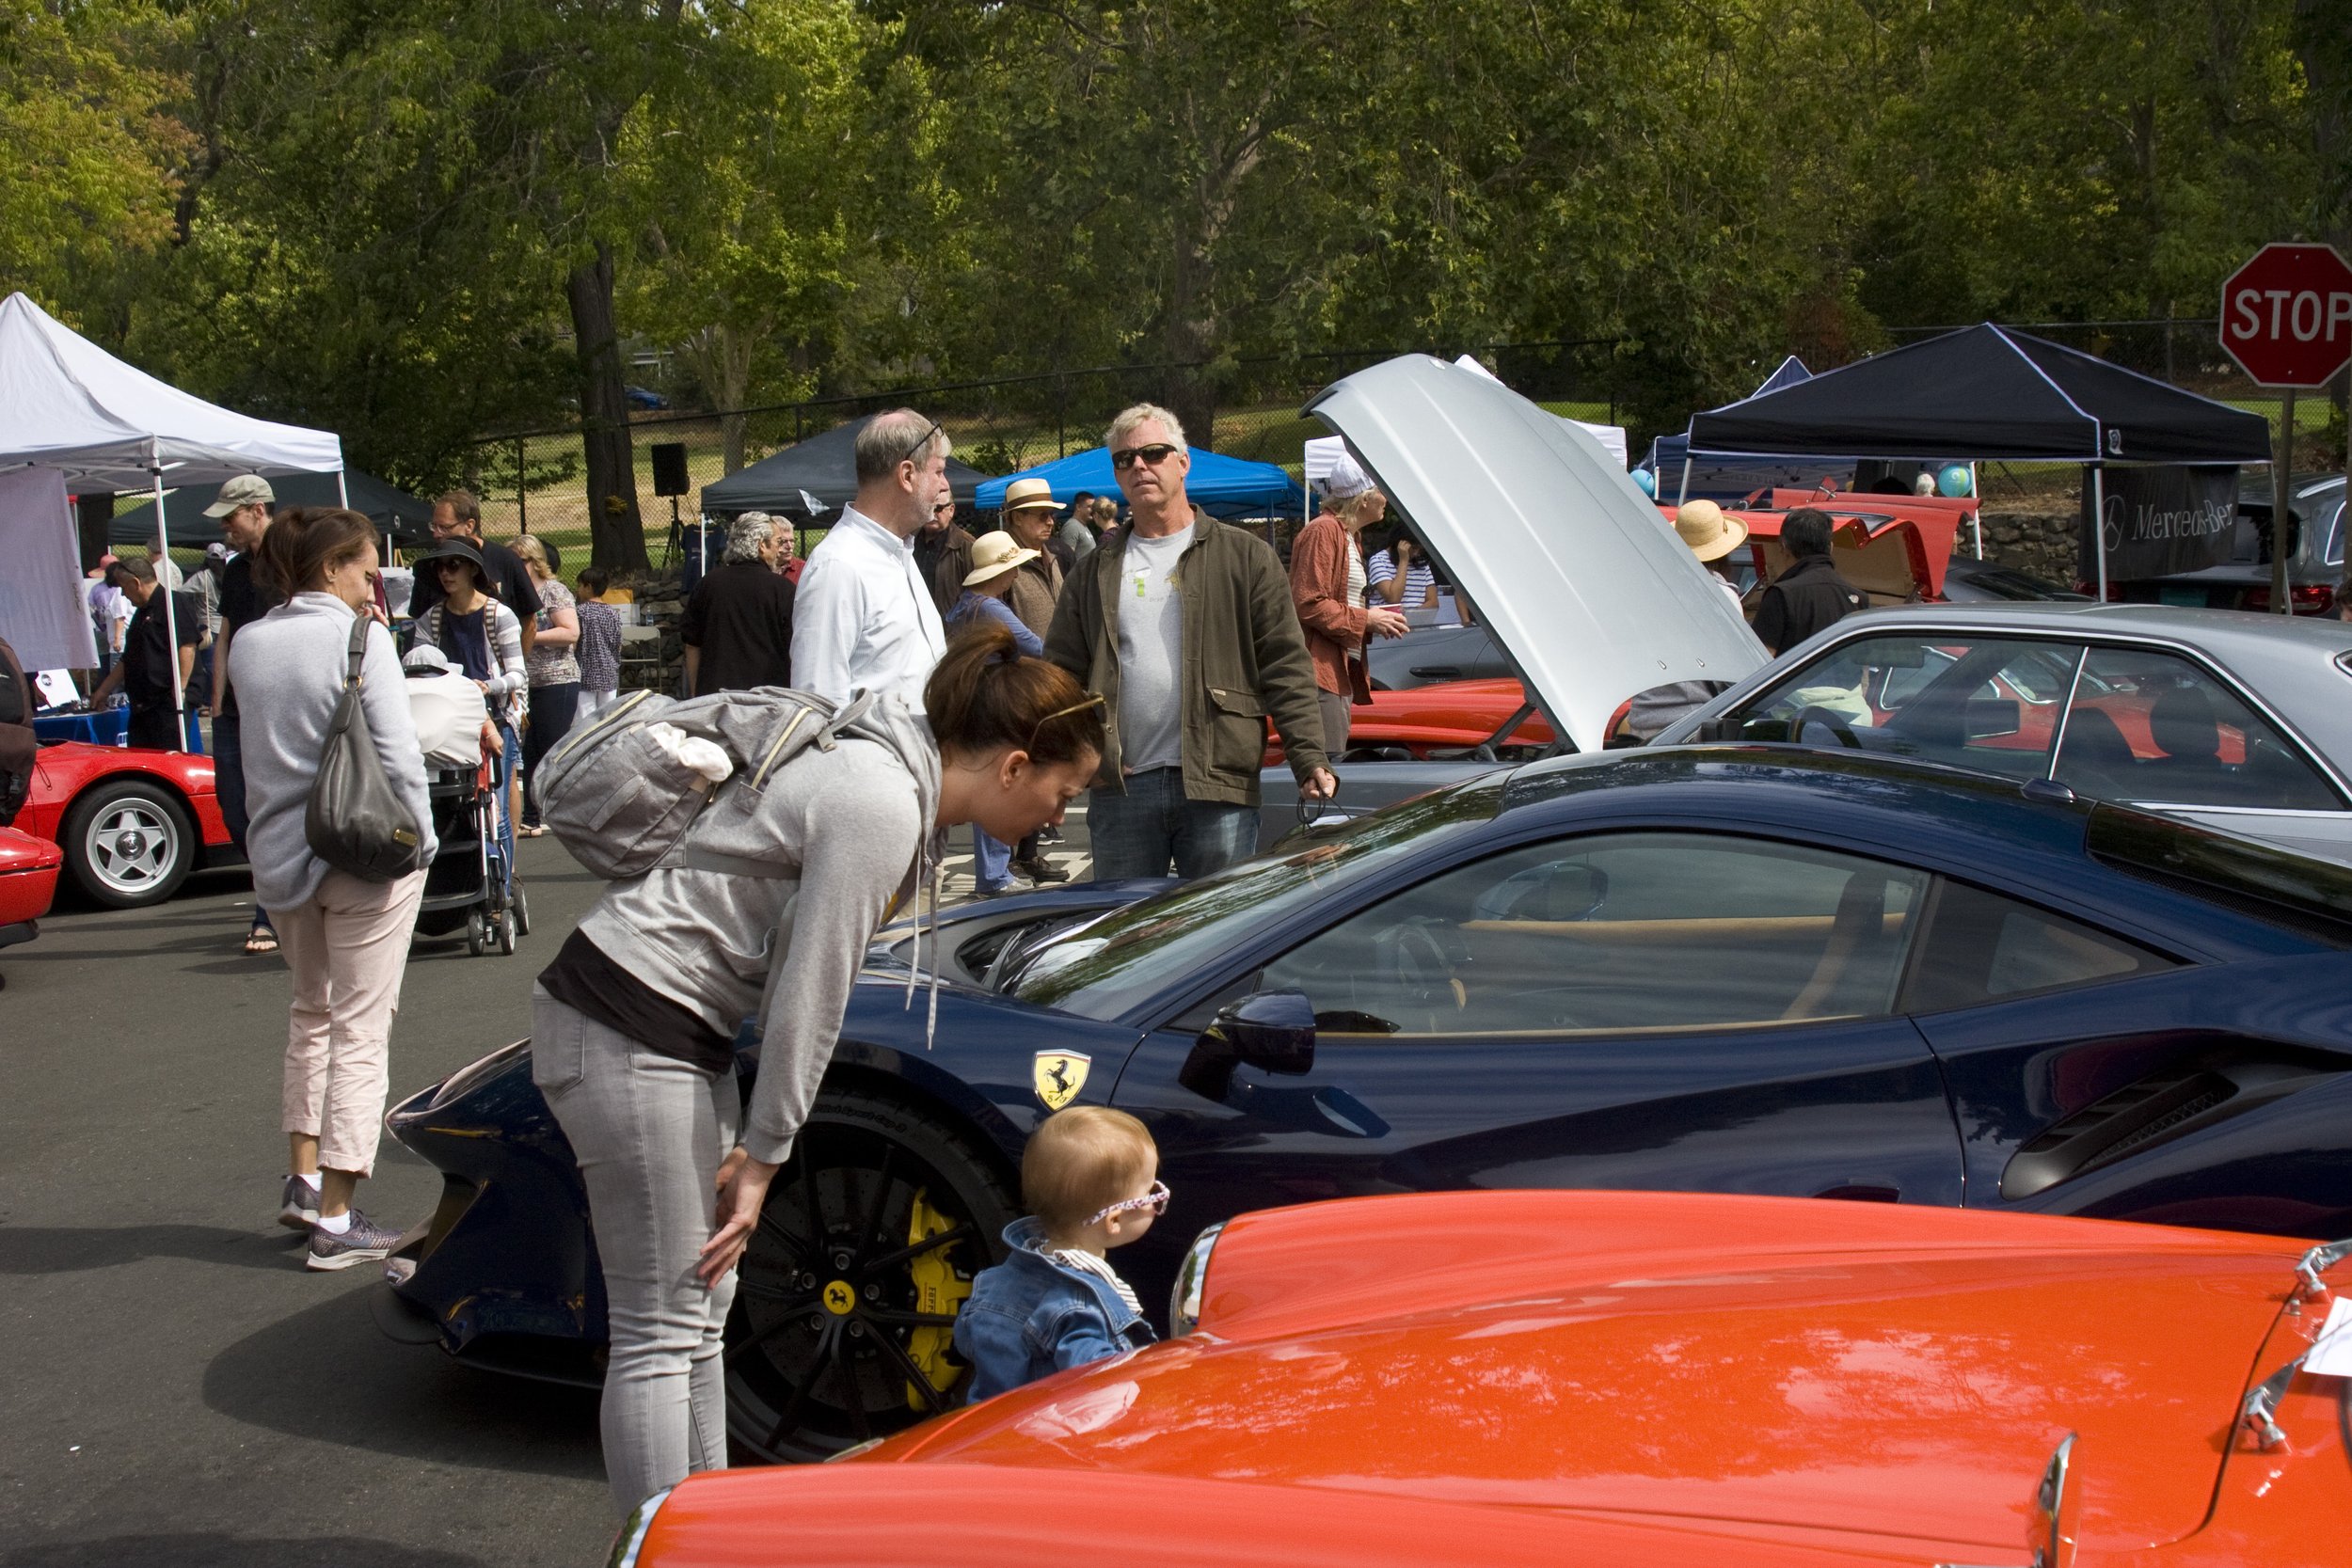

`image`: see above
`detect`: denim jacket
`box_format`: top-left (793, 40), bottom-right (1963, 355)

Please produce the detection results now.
top-left (954, 1218), bottom-right (1157, 1403)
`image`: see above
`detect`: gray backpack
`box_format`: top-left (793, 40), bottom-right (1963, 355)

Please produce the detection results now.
top-left (535, 687), bottom-right (873, 879)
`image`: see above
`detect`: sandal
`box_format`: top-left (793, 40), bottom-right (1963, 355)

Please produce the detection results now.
top-left (244, 928), bottom-right (279, 956)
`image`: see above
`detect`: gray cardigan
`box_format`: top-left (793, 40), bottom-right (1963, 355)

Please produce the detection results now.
top-left (228, 593), bottom-right (437, 911)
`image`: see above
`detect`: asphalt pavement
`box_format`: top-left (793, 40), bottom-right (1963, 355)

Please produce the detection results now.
top-left (0, 817), bottom-right (1090, 1566)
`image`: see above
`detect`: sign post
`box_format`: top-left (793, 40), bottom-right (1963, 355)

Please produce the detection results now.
top-left (2217, 243), bottom-right (2352, 612)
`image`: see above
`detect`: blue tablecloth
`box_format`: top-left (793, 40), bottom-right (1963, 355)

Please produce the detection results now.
top-left (34, 707), bottom-right (205, 753)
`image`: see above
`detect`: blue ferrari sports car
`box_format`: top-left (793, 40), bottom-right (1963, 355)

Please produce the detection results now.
top-left (380, 745), bottom-right (2352, 1462)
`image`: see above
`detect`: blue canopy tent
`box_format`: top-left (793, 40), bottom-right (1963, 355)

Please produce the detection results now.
top-left (1645, 357), bottom-right (1858, 502)
top-left (976, 445), bottom-right (1304, 518)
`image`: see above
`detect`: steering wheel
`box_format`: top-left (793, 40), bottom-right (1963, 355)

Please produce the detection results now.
top-left (1373, 918), bottom-right (1469, 1013)
top-left (1792, 705), bottom-right (1865, 750)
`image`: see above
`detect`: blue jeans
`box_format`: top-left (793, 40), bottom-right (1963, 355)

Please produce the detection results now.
top-left (973, 827), bottom-right (1014, 892)
top-left (1087, 767), bottom-right (1258, 881)
top-left (491, 719), bottom-right (519, 897)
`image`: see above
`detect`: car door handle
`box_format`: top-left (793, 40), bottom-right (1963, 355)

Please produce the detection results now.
top-left (1409, 665), bottom-right (1463, 680)
top-left (1814, 1182), bottom-right (1901, 1203)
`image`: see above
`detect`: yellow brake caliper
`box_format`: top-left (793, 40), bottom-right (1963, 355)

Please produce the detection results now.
top-left (903, 1189), bottom-right (971, 1409)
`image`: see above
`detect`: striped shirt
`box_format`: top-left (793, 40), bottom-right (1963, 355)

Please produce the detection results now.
top-left (1046, 1246), bottom-right (1143, 1316)
top-left (1366, 548), bottom-right (1437, 607)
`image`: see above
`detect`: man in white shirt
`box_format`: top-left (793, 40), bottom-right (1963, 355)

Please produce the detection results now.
top-left (790, 409), bottom-right (952, 714)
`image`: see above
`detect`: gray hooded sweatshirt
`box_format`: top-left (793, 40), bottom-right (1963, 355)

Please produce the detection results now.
top-left (574, 690), bottom-right (941, 1165)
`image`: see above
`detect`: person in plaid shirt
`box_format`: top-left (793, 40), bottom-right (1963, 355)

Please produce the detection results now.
top-left (574, 566), bottom-right (625, 720)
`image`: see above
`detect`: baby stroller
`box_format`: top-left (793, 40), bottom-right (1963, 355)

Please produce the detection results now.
top-left (403, 645), bottom-right (531, 957)
top-left (413, 752), bottom-right (531, 955)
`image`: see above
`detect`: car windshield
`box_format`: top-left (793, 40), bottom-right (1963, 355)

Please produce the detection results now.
top-left (1009, 774), bottom-right (1508, 1022)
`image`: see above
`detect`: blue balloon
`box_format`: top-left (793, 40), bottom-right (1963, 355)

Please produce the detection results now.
top-left (1630, 467), bottom-right (1658, 497)
top-left (1937, 464), bottom-right (1973, 499)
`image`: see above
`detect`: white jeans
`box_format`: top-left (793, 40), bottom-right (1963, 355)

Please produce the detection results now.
top-left (578, 687), bottom-right (621, 721)
top-left (272, 868), bottom-right (427, 1176)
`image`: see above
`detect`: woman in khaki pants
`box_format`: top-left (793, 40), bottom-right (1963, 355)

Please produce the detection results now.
top-left (229, 508), bottom-right (437, 1270)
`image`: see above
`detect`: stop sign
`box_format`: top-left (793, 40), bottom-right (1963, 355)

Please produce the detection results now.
top-left (2218, 243), bottom-right (2352, 388)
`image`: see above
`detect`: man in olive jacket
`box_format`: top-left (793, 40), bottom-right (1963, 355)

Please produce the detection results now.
top-left (1045, 404), bottom-right (1334, 879)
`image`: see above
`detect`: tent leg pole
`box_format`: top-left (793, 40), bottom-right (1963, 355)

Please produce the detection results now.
top-left (151, 465), bottom-right (183, 752)
top-left (337, 470), bottom-right (349, 508)
top-left (1677, 459), bottom-right (1692, 507)
top-left (1970, 465), bottom-right (1982, 559)
top-left (2273, 390), bottom-right (2296, 615)
top-left (2091, 465), bottom-right (2108, 603)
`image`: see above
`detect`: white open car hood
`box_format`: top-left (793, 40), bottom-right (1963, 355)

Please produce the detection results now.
top-left (1310, 355), bottom-right (1765, 751)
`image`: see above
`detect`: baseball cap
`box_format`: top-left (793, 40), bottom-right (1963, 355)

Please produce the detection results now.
top-left (403, 644), bottom-right (454, 674)
top-left (204, 475), bottom-right (277, 517)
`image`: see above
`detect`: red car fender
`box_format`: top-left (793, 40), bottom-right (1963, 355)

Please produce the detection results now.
top-left (26, 741), bottom-right (231, 849)
top-left (0, 826), bottom-right (64, 927)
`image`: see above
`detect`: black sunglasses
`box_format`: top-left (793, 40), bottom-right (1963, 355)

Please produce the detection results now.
top-left (897, 418), bottom-right (945, 469)
top-left (1111, 443), bottom-right (1181, 468)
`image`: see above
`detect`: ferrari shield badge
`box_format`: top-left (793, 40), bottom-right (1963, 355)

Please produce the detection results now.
top-left (1033, 1051), bottom-right (1091, 1111)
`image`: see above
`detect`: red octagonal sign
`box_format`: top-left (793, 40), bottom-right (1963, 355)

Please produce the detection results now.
top-left (2219, 242), bottom-right (2352, 388)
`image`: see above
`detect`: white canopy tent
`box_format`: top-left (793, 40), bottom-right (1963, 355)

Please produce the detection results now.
top-left (0, 292), bottom-right (346, 747)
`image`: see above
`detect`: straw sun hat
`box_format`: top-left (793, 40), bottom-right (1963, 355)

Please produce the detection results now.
top-left (1673, 499), bottom-right (1749, 562)
top-left (962, 530), bottom-right (1041, 587)
top-left (1002, 476), bottom-right (1066, 513)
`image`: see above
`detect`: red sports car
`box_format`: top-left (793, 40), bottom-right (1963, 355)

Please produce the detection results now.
top-left (0, 827), bottom-right (63, 983)
top-left (18, 740), bottom-right (235, 908)
top-left (617, 1190), bottom-right (2352, 1567)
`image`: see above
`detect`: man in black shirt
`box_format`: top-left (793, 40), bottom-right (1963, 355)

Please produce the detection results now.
top-left (409, 489), bottom-right (541, 655)
top-left (91, 557), bottom-right (199, 751)
top-left (1753, 508), bottom-right (1867, 656)
top-left (680, 514), bottom-right (795, 695)
top-left (205, 475), bottom-right (283, 952)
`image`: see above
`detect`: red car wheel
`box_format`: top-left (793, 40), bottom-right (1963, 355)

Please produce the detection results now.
top-left (61, 779), bottom-right (197, 909)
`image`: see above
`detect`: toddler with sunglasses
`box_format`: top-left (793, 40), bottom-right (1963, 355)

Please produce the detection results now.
top-left (954, 1106), bottom-right (1164, 1402)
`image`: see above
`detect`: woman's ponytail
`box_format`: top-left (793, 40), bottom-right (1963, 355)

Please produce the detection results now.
top-left (924, 623), bottom-right (1105, 767)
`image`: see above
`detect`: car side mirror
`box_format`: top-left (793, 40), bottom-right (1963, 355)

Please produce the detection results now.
top-left (1179, 990), bottom-right (1317, 1101)
top-left (1694, 715), bottom-right (1730, 742)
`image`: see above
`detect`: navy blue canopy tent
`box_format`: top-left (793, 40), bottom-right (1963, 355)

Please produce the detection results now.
top-left (976, 445), bottom-right (1304, 518)
top-left (1645, 357), bottom-right (1857, 501)
top-left (110, 468), bottom-right (433, 547)
top-left (699, 414), bottom-right (990, 518)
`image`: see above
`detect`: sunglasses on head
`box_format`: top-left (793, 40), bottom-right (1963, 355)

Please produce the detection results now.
top-left (1085, 1180), bottom-right (1169, 1228)
top-left (1111, 443), bottom-right (1180, 469)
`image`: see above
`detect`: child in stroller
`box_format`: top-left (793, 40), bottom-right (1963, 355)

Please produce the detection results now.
top-left (402, 645), bottom-right (529, 955)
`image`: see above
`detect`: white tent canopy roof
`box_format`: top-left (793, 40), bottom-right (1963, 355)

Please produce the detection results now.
top-left (0, 291), bottom-right (342, 491)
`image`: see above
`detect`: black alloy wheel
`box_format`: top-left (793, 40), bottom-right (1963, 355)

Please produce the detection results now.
top-left (724, 1088), bottom-right (1016, 1463)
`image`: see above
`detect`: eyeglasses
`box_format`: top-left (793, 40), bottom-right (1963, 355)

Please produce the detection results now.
top-left (897, 418), bottom-right (945, 470)
top-left (1111, 443), bottom-right (1180, 469)
top-left (1085, 1180), bottom-right (1169, 1228)
top-left (1025, 692), bottom-right (1106, 753)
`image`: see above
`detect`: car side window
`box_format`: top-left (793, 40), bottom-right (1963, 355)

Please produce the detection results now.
top-left (1724, 634), bottom-right (2086, 782)
top-left (1258, 833), bottom-right (1927, 1039)
top-left (1902, 879), bottom-right (2174, 1012)
top-left (2053, 647), bottom-right (2341, 811)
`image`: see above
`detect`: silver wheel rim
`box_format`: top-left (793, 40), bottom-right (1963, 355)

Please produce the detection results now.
top-left (83, 800), bottom-right (180, 896)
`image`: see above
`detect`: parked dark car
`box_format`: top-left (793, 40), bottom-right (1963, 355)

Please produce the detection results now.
top-left (1364, 621), bottom-right (1510, 690)
top-left (2113, 472), bottom-right (2345, 615)
top-left (380, 746), bottom-right (2352, 1463)
top-left (1940, 556), bottom-right (2087, 603)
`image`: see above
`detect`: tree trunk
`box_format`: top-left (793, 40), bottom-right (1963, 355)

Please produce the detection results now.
top-left (1162, 238), bottom-right (1219, 451)
top-left (568, 242), bottom-right (647, 571)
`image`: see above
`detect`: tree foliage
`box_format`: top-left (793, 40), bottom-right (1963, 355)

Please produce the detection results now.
top-left (1, 0), bottom-right (2342, 544)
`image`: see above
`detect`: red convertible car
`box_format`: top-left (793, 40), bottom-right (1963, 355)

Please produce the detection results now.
top-left (18, 740), bottom-right (235, 908)
top-left (0, 827), bottom-right (63, 984)
top-left (616, 1190), bottom-right (2352, 1567)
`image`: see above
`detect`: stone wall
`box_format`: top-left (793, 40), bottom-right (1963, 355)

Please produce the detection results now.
top-left (1976, 511), bottom-right (2077, 587)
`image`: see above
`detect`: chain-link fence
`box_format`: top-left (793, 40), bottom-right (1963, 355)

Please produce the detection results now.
top-left (452, 339), bottom-right (1628, 579)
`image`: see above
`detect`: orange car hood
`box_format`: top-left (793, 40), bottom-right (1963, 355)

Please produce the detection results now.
top-left (883, 1201), bottom-right (2296, 1558)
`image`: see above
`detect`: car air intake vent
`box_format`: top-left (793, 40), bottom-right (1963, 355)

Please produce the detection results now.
top-left (2000, 1071), bottom-right (2236, 1200)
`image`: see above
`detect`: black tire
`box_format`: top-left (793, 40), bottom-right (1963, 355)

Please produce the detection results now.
top-left (466, 912), bottom-right (485, 958)
top-left (61, 780), bottom-right (197, 909)
top-left (496, 907), bottom-right (516, 956)
top-left (724, 1087), bottom-right (1018, 1463)
top-left (512, 879), bottom-right (532, 937)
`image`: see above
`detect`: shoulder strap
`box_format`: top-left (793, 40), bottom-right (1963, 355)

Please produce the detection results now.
top-left (344, 613), bottom-right (369, 686)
